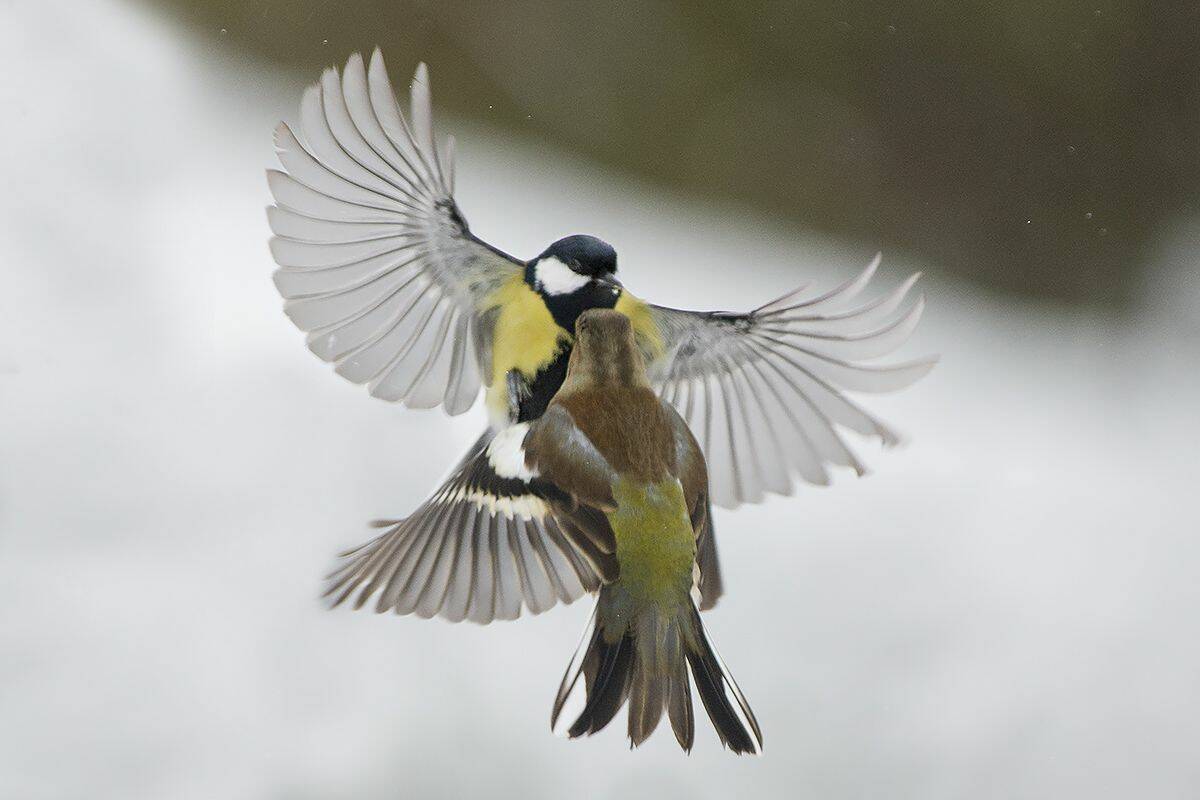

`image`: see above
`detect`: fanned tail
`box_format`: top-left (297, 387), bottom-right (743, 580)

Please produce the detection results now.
top-left (551, 591), bottom-right (761, 754)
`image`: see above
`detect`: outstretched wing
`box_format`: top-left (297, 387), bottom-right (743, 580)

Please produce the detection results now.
top-left (645, 255), bottom-right (936, 507)
top-left (325, 432), bottom-right (601, 624)
top-left (268, 49), bottom-right (522, 413)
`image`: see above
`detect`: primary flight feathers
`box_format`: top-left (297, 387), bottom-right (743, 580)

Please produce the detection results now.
top-left (268, 52), bottom-right (519, 414)
top-left (648, 256), bottom-right (932, 506)
top-left (325, 433), bottom-right (601, 624)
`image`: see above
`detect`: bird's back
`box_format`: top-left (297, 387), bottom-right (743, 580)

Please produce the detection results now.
top-left (554, 386), bottom-right (676, 484)
top-left (605, 476), bottom-right (697, 611)
top-left (553, 384), bottom-right (697, 613)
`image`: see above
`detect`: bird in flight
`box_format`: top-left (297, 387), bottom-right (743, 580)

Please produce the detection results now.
top-left (523, 309), bottom-right (761, 753)
top-left (267, 49), bottom-right (935, 625)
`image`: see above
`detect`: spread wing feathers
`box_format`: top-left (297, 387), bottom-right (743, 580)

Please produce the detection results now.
top-left (647, 255), bottom-right (937, 507)
top-left (268, 49), bottom-right (523, 413)
top-left (324, 432), bottom-right (601, 624)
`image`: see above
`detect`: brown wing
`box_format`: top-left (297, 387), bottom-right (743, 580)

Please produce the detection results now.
top-left (523, 404), bottom-right (618, 512)
top-left (522, 404), bottom-right (622, 582)
top-left (664, 402), bottom-right (723, 609)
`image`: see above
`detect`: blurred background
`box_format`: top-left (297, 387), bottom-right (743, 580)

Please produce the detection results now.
top-left (2, 0), bottom-right (1198, 798)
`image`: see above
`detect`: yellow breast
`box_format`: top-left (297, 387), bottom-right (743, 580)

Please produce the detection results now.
top-left (483, 276), bottom-right (572, 422)
top-left (480, 282), bottom-right (666, 425)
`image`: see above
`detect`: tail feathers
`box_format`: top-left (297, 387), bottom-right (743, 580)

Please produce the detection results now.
top-left (569, 630), bottom-right (633, 738)
top-left (684, 607), bottom-right (762, 755)
top-left (627, 663), bottom-right (667, 747)
top-left (666, 664), bottom-right (694, 750)
top-left (552, 598), bottom-right (761, 754)
top-left (550, 606), bottom-right (632, 738)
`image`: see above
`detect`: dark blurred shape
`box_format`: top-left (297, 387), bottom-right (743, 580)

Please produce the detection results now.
top-left (149, 0), bottom-right (1200, 308)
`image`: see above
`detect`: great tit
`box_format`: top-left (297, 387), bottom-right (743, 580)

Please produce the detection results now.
top-left (518, 308), bottom-right (760, 752)
top-left (269, 50), bottom-right (935, 623)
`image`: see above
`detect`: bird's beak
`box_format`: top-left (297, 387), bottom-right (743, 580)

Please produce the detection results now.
top-left (601, 275), bottom-right (623, 289)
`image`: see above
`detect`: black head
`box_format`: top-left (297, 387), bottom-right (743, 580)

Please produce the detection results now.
top-left (526, 234), bottom-right (622, 318)
top-left (537, 234), bottom-right (617, 278)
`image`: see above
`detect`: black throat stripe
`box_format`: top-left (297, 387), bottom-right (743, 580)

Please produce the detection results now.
top-left (517, 348), bottom-right (571, 422)
top-left (513, 278), bottom-right (623, 423)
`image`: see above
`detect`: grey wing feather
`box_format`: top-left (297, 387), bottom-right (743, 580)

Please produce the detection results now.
top-left (268, 50), bottom-right (523, 413)
top-left (325, 432), bottom-right (600, 624)
top-left (647, 254), bottom-right (937, 508)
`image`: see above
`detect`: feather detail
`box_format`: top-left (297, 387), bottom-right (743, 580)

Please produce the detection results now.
top-left (268, 51), bottom-right (525, 413)
top-left (646, 255), bottom-right (936, 507)
top-left (325, 432), bottom-right (600, 623)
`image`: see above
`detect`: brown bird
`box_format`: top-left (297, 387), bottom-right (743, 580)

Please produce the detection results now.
top-left (514, 308), bottom-right (761, 753)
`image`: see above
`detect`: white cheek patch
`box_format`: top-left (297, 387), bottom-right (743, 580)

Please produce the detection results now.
top-left (487, 422), bottom-right (538, 480)
top-left (535, 256), bottom-right (590, 296)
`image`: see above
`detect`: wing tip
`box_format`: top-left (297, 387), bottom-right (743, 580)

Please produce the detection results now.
top-left (301, 79), bottom-right (322, 104)
top-left (860, 251), bottom-right (882, 283)
top-left (264, 169), bottom-right (288, 195)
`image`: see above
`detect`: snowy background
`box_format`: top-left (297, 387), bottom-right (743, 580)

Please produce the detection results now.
top-left (2, 1), bottom-right (1199, 798)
